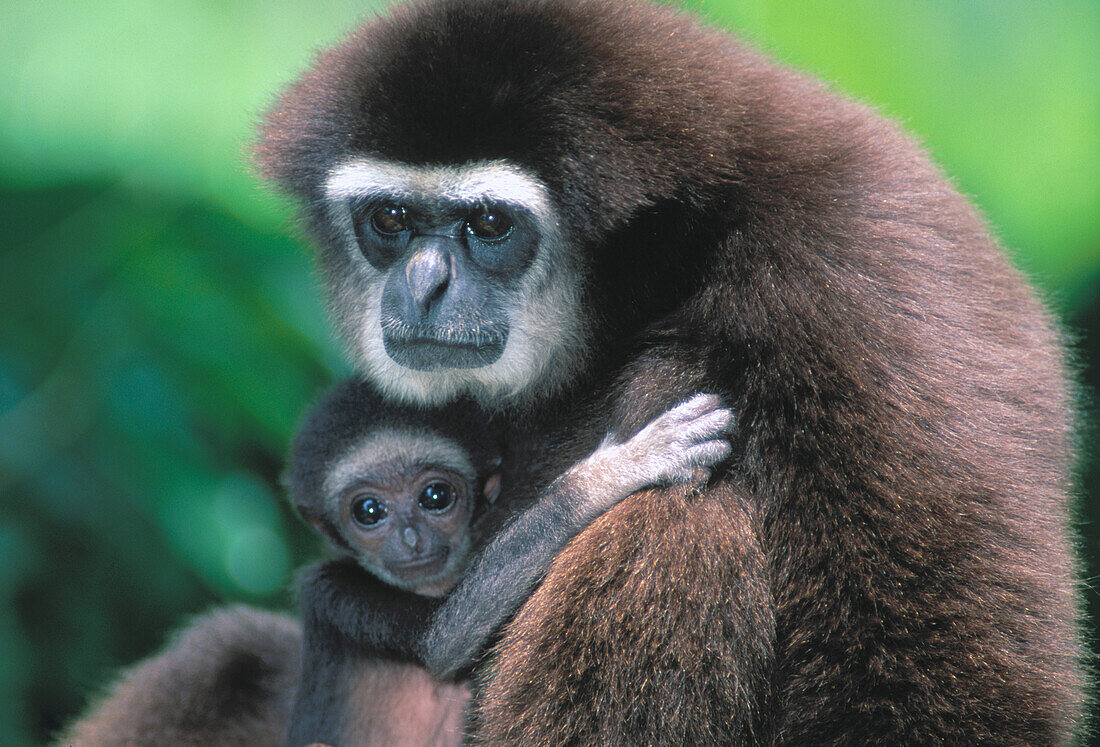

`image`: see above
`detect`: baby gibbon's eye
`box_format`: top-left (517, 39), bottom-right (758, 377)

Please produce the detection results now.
top-left (418, 482), bottom-right (455, 512)
top-left (351, 496), bottom-right (388, 527)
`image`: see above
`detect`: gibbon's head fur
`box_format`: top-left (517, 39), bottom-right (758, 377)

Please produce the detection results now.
top-left (256, 0), bottom-right (785, 407)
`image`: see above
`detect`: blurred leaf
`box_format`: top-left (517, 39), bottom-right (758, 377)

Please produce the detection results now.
top-left (0, 183), bottom-right (335, 740)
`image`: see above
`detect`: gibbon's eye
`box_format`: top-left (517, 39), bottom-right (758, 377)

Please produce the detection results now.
top-left (418, 481), bottom-right (456, 512)
top-left (466, 207), bottom-right (513, 241)
top-left (351, 496), bottom-right (388, 527)
top-left (371, 205), bottom-right (409, 235)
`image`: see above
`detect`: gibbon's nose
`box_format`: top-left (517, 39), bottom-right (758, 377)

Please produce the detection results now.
top-left (405, 242), bottom-right (452, 315)
top-left (401, 526), bottom-right (420, 551)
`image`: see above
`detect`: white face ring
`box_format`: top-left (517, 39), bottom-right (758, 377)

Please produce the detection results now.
top-left (322, 157), bottom-right (590, 408)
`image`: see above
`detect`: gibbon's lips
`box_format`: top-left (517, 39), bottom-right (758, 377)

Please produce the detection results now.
top-left (390, 550), bottom-right (449, 578)
top-left (381, 325), bottom-right (507, 371)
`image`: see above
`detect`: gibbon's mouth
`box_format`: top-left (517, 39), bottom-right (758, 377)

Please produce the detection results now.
top-left (381, 324), bottom-right (506, 371)
top-left (390, 551), bottom-right (449, 578)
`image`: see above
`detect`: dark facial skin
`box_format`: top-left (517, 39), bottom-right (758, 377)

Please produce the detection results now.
top-left (325, 461), bottom-right (503, 598)
top-left (350, 197), bottom-right (540, 371)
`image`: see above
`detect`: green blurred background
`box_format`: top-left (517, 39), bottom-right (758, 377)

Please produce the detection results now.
top-left (0, 0), bottom-right (1096, 742)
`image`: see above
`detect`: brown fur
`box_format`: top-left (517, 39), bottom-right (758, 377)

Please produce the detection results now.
top-left (342, 661), bottom-right (469, 746)
top-left (477, 480), bottom-right (772, 743)
top-left (60, 605), bottom-right (464, 747)
top-left (58, 607), bottom-right (301, 746)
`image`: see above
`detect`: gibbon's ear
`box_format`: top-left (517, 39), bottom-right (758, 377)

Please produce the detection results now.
top-left (483, 473), bottom-right (502, 504)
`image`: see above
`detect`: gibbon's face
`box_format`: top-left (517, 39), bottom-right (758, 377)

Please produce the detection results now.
top-left (322, 426), bottom-right (489, 597)
top-left (322, 158), bottom-right (589, 407)
top-left (339, 466), bottom-right (474, 598)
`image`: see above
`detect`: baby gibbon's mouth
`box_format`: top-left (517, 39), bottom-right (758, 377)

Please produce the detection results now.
top-left (390, 549), bottom-right (449, 577)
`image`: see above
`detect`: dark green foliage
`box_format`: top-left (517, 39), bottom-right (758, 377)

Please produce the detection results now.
top-left (0, 183), bottom-right (340, 741)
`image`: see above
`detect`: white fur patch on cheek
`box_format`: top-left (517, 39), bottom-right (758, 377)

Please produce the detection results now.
top-left (328, 270), bottom-right (385, 373)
